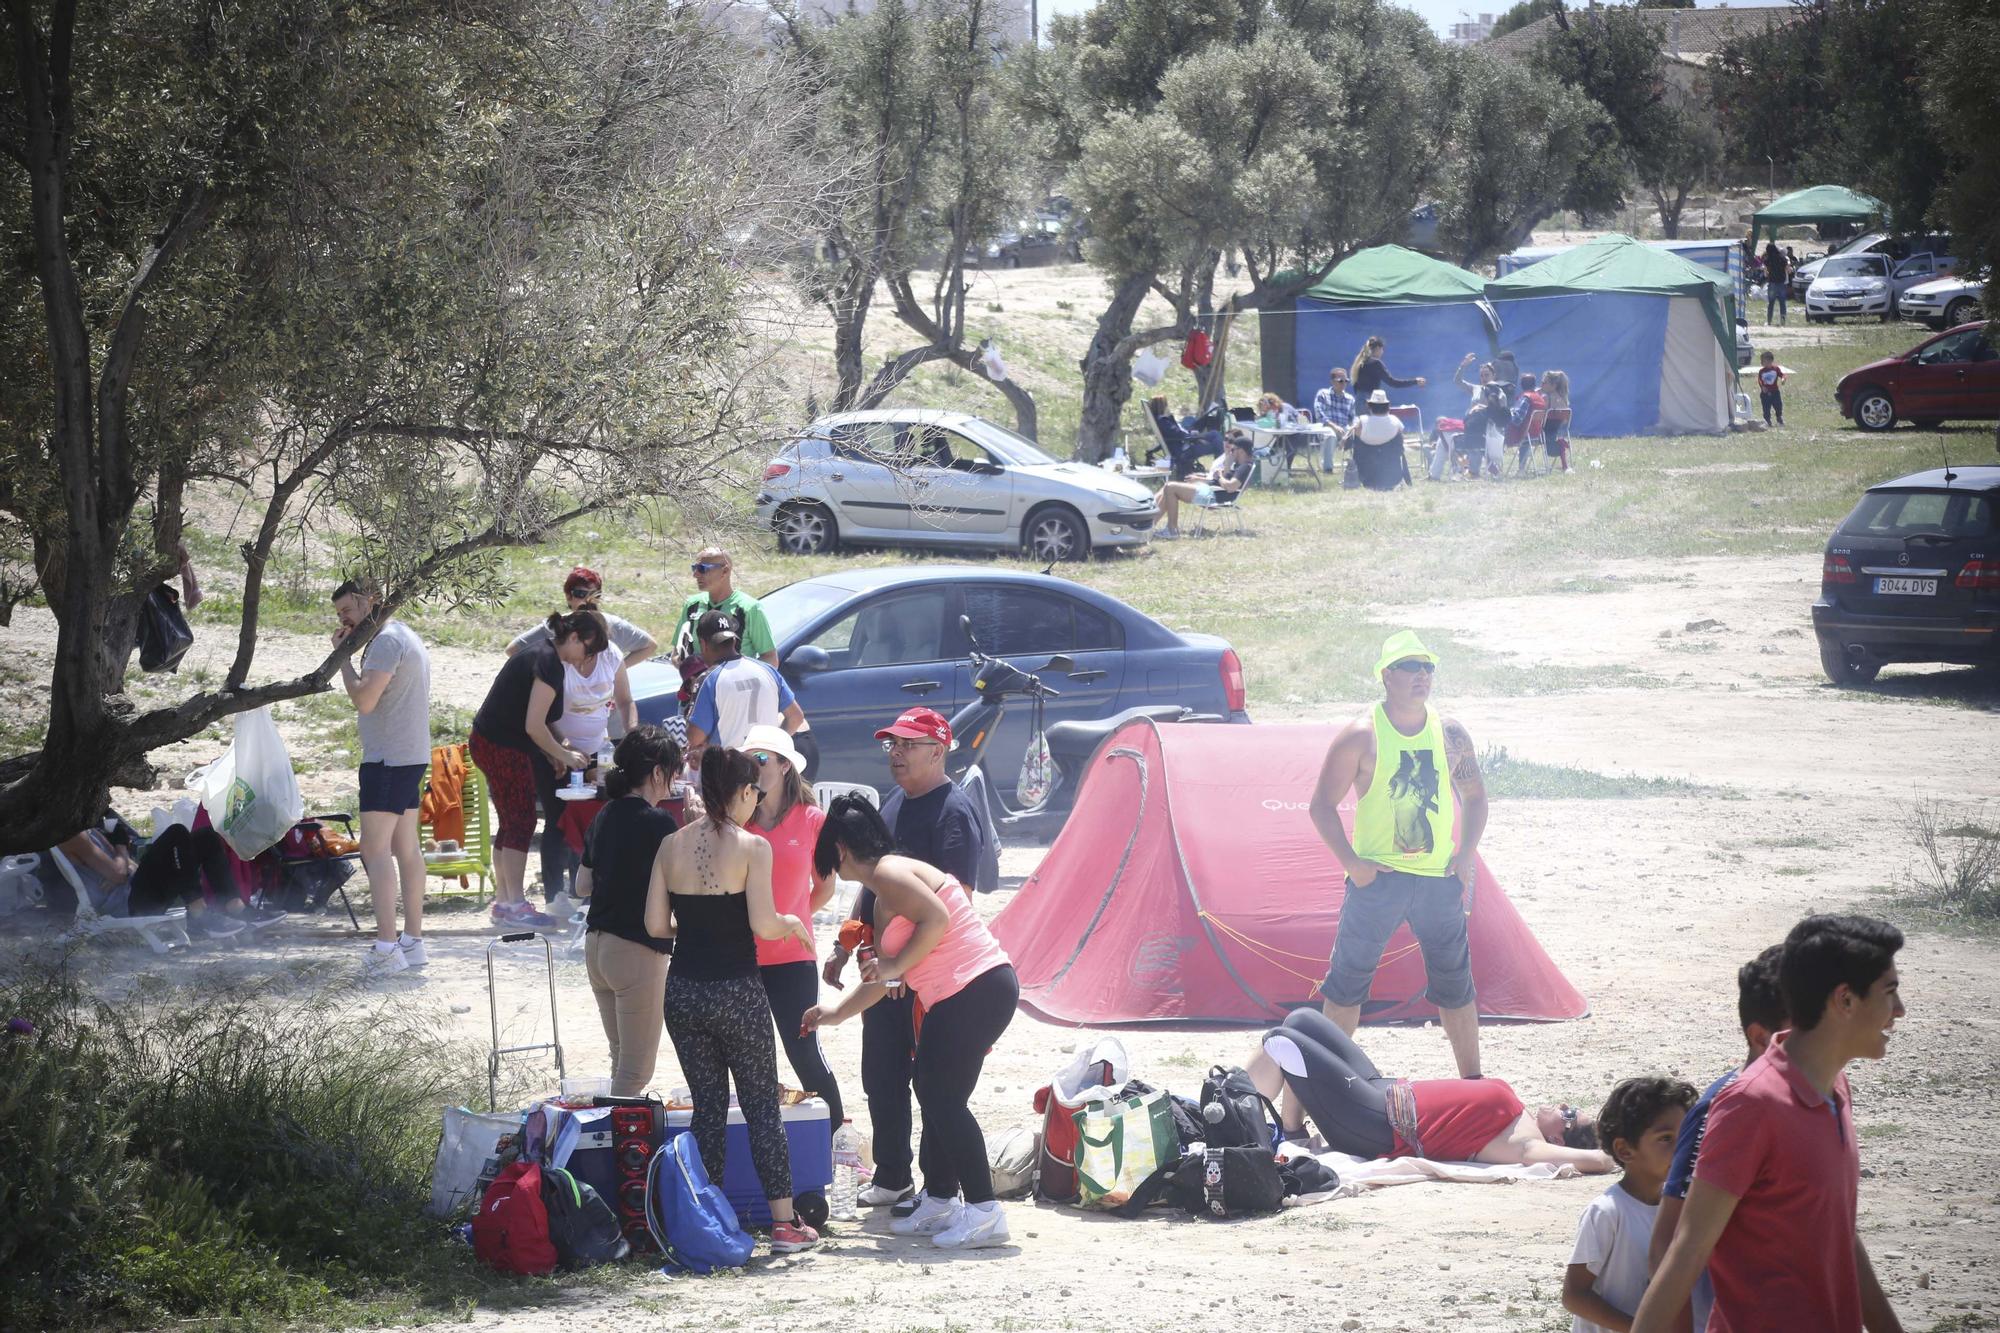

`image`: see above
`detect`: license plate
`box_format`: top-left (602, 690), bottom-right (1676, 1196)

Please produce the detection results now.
top-left (1832, 302), bottom-right (1856, 310)
top-left (1874, 577), bottom-right (1937, 596)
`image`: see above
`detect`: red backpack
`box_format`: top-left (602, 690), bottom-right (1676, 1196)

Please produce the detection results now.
top-left (473, 1161), bottom-right (559, 1276)
top-left (1180, 329), bottom-right (1213, 369)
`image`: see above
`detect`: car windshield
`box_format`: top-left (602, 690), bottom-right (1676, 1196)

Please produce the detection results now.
top-left (757, 580), bottom-right (856, 642)
top-left (1840, 489), bottom-right (1995, 539)
top-left (1822, 256), bottom-right (1888, 278)
top-left (969, 419), bottom-right (1061, 466)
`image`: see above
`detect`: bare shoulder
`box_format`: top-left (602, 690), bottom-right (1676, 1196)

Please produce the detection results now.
top-left (1334, 709), bottom-right (1376, 749)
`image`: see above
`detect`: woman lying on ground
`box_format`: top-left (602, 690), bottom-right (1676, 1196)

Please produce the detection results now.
top-left (642, 747), bottom-right (819, 1253)
top-left (51, 815), bottom-right (272, 940)
top-left (803, 796), bottom-right (1018, 1252)
top-left (1246, 1009), bottom-right (1615, 1172)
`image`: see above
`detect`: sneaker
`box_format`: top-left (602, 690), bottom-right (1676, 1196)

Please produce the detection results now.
top-left (242, 903), bottom-right (289, 927)
top-left (194, 912), bottom-right (244, 941)
top-left (888, 1191), bottom-right (961, 1236)
top-left (859, 1182), bottom-right (915, 1208)
top-left (492, 901), bottom-right (559, 930)
top-left (363, 942), bottom-right (409, 976)
top-left (398, 934), bottom-right (429, 969)
top-left (1153, 527), bottom-right (1180, 541)
top-left (769, 1220), bottom-right (819, 1254)
top-left (889, 1191), bottom-right (924, 1220)
top-left (932, 1200), bottom-right (1008, 1250)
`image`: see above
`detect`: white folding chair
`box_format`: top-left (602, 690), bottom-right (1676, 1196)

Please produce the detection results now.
top-left (49, 846), bottom-right (191, 954)
top-left (813, 781), bottom-right (879, 809)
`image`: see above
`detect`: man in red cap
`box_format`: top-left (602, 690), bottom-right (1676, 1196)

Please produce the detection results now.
top-left (823, 705), bottom-right (986, 1210)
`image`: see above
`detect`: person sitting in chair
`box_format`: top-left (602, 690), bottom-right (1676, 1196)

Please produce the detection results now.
top-left (50, 813), bottom-right (275, 939)
top-left (1147, 395), bottom-right (1223, 478)
top-left (1507, 373), bottom-right (1548, 473)
top-left (1346, 391), bottom-right (1411, 491)
top-left (1155, 431), bottom-right (1255, 539)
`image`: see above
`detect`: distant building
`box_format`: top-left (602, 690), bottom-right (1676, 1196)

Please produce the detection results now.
top-left (1482, 4), bottom-right (1804, 80)
top-left (1448, 12), bottom-right (1496, 45)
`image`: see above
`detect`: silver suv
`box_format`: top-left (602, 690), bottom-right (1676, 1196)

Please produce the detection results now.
top-left (755, 410), bottom-right (1158, 562)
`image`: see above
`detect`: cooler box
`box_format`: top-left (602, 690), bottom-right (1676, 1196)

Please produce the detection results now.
top-left (665, 1097), bottom-right (832, 1226)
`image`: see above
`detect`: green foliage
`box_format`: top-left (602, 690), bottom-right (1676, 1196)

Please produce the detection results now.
top-left (1919, 0), bottom-right (2000, 327)
top-left (0, 964), bottom-right (486, 1327)
top-left (1489, 0), bottom-right (1561, 40)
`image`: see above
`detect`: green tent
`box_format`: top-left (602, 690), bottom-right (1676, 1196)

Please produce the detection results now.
top-left (1750, 185), bottom-right (1885, 247)
top-left (1304, 244), bottom-right (1493, 307)
top-left (1486, 232), bottom-right (1736, 362)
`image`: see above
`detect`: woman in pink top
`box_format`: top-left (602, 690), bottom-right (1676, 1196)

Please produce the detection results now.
top-left (742, 725), bottom-right (843, 1135)
top-left (803, 796), bottom-right (1017, 1252)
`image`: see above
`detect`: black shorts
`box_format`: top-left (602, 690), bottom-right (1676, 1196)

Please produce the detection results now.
top-left (358, 761), bottom-right (426, 814)
top-left (1320, 869), bottom-right (1475, 1011)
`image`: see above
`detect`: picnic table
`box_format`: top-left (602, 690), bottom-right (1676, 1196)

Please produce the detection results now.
top-left (555, 789), bottom-right (688, 855)
top-left (1245, 421), bottom-right (1332, 488)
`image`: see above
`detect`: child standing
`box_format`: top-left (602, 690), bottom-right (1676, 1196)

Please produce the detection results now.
top-left (1562, 1076), bottom-right (1698, 1332)
top-left (1757, 352), bottom-right (1787, 427)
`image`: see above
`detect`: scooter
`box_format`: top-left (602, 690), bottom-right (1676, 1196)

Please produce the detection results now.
top-left (941, 616), bottom-right (1215, 890)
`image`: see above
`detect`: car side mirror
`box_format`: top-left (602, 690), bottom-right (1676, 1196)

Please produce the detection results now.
top-left (974, 461), bottom-right (1004, 475)
top-left (784, 644), bottom-right (831, 675)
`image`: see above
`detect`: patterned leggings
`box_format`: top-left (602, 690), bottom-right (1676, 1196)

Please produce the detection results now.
top-left (468, 730), bottom-right (541, 853)
top-left (663, 972), bottom-right (792, 1201)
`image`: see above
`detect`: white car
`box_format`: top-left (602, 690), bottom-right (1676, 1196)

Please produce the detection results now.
top-left (1900, 274), bottom-right (1985, 330)
top-left (1806, 254), bottom-right (1898, 322)
top-left (1791, 231), bottom-right (1956, 299)
top-left (755, 409), bottom-right (1158, 562)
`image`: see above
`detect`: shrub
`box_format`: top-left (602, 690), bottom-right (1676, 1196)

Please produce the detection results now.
top-left (1904, 800), bottom-right (2000, 919)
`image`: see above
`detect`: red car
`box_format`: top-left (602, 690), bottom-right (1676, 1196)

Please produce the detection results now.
top-left (1835, 322), bottom-right (2000, 432)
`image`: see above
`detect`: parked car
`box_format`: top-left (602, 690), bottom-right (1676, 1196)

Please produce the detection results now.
top-left (629, 566), bottom-right (1251, 791)
top-left (1835, 323), bottom-right (2000, 432)
top-left (1806, 254), bottom-right (1899, 322)
top-left (1900, 273), bottom-right (1986, 330)
top-left (980, 214), bottom-right (1079, 268)
top-left (1812, 465), bottom-right (2000, 685)
top-left (1792, 231), bottom-right (1956, 299)
top-left (755, 410), bottom-right (1157, 563)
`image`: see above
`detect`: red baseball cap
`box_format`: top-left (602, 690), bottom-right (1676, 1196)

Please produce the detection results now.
top-left (564, 565), bottom-right (602, 594)
top-left (874, 706), bottom-right (954, 749)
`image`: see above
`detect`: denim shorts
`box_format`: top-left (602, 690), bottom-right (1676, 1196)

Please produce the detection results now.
top-left (358, 761), bottom-right (426, 814)
top-left (1319, 869), bottom-right (1475, 1010)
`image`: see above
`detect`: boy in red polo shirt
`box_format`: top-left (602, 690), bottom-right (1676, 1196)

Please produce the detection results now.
top-left (1633, 915), bottom-right (1907, 1333)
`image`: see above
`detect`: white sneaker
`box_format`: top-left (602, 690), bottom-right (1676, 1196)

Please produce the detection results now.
top-left (859, 1182), bottom-right (915, 1208)
top-left (363, 942), bottom-right (408, 976)
top-left (398, 934), bottom-right (428, 969)
top-left (932, 1200), bottom-right (1008, 1250)
top-left (547, 892), bottom-right (583, 923)
top-left (888, 1192), bottom-right (960, 1236)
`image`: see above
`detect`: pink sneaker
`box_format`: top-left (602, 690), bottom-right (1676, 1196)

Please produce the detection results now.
top-left (769, 1220), bottom-right (819, 1254)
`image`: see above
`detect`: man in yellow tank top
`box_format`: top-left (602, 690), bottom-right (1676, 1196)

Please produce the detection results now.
top-left (1308, 630), bottom-right (1490, 1077)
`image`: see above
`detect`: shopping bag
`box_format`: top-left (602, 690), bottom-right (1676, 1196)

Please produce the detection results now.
top-left (198, 706), bottom-right (304, 859)
top-left (430, 1105), bottom-right (528, 1218)
top-left (1131, 349), bottom-right (1170, 387)
top-left (1074, 1086), bottom-right (1179, 1209)
top-left (138, 585), bottom-right (194, 673)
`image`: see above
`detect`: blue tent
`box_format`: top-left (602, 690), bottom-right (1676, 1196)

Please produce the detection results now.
top-left (1259, 246), bottom-right (1498, 430)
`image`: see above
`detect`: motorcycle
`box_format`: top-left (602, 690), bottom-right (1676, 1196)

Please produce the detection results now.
top-left (941, 615), bottom-right (1216, 891)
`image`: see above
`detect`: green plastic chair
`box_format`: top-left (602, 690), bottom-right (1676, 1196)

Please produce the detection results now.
top-left (421, 754), bottom-right (493, 902)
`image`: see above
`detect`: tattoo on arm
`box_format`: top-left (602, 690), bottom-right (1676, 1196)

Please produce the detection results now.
top-left (1443, 720), bottom-right (1483, 790)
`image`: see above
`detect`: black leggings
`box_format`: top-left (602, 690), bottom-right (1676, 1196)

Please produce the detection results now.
top-left (1261, 1008), bottom-right (1396, 1158)
top-left (913, 964), bottom-right (1018, 1205)
top-left (130, 825), bottom-right (234, 915)
top-left (860, 986), bottom-right (918, 1191)
top-left (531, 757), bottom-right (576, 901)
top-left (760, 960), bottom-right (844, 1132)
top-left (663, 972), bottom-right (792, 1201)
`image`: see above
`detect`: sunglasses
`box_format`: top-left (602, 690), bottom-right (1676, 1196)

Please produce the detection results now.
top-left (691, 561), bottom-right (726, 574)
top-left (749, 750), bottom-right (786, 767)
top-left (566, 587), bottom-right (600, 600)
top-left (1388, 660), bottom-right (1436, 675)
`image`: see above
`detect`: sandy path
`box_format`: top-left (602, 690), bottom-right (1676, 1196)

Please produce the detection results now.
top-left (7, 551), bottom-right (1998, 1332)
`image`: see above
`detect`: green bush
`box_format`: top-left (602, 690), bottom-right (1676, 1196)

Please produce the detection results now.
top-left (0, 964), bottom-right (488, 1328)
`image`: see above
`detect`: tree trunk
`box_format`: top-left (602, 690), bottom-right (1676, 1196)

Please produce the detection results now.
top-left (1075, 273), bottom-right (1155, 462)
top-left (831, 306), bottom-right (868, 411)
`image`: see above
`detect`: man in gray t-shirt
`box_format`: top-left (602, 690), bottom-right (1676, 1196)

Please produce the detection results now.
top-left (333, 579), bottom-right (433, 976)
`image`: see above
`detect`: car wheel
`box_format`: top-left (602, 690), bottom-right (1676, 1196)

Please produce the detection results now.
top-left (1852, 388), bottom-right (1896, 432)
top-left (775, 502), bottom-right (838, 556)
top-left (1945, 297), bottom-right (1981, 327)
top-left (1818, 635), bottom-right (1881, 687)
top-left (1023, 505), bottom-right (1087, 563)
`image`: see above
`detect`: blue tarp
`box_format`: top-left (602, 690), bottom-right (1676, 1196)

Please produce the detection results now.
top-left (1289, 298), bottom-right (1497, 431)
top-left (1481, 292), bottom-right (1670, 437)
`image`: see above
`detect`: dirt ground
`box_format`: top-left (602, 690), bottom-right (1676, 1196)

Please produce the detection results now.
top-left (8, 547), bottom-right (1997, 1333)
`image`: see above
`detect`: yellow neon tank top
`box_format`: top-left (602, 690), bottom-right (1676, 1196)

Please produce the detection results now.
top-left (1351, 704), bottom-right (1455, 878)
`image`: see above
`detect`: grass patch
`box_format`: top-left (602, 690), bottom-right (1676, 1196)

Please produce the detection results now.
top-left (1480, 746), bottom-right (1726, 800)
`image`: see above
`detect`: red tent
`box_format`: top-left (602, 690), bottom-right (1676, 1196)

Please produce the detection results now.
top-left (993, 719), bottom-right (1588, 1026)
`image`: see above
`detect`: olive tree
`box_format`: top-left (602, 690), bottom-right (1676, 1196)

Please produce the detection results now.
top-left (0, 0), bottom-right (827, 852)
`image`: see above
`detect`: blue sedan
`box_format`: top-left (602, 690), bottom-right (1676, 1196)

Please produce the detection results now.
top-left (631, 566), bottom-right (1250, 794)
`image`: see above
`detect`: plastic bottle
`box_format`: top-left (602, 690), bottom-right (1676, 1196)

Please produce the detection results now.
top-left (830, 1119), bottom-right (863, 1221)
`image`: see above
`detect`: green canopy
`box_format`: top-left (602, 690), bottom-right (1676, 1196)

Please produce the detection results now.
top-left (1749, 185), bottom-right (1885, 247)
top-left (1306, 244), bottom-right (1491, 306)
top-left (1485, 232), bottom-right (1736, 362)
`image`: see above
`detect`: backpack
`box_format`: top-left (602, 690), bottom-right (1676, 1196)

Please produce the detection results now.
top-left (1114, 1145), bottom-right (1285, 1220)
top-left (473, 1161), bottom-right (559, 1276)
top-left (1199, 1065), bottom-right (1280, 1150)
top-left (1033, 1058), bottom-right (1119, 1203)
top-left (541, 1165), bottom-right (630, 1269)
top-left (986, 1124), bottom-right (1041, 1199)
top-left (646, 1133), bottom-right (754, 1274)
top-left (1180, 329), bottom-right (1214, 369)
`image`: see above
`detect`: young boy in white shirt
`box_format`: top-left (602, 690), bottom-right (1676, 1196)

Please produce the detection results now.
top-left (1562, 1076), bottom-right (1698, 1332)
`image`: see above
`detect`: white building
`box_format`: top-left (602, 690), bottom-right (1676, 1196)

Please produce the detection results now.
top-left (1447, 12), bottom-right (1496, 44)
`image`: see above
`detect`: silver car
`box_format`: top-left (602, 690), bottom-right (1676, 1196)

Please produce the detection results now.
top-left (1900, 273), bottom-right (1985, 330)
top-left (754, 409), bottom-right (1158, 562)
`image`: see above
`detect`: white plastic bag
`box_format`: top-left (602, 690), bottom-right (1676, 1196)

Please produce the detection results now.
top-left (1050, 1035), bottom-right (1132, 1112)
top-left (1132, 349), bottom-right (1169, 387)
top-left (150, 797), bottom-right (199, 837)
top-left (198, 706), bottom-right (303, 859)
top-left (428, 1106), bottom-right (527, 1218)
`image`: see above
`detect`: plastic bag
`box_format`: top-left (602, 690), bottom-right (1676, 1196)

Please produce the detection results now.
top-left (198, 706), bottom-right (303, 859)
top-left (1131, 349), bottom-right (1170, 387)
top-left (429, 1105), bottom-right (527, 1217)
top-left (1017, 729), bottom-right (1053, 808)
top-left (138, 585), bottom-right (194, 673)
top-left (1075, 1087), bottom-right (1179, 1208)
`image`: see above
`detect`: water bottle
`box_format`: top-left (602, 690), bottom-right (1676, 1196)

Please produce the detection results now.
top-left (830, 1119), bottom-right (863, 1221)
top-left (596, 742), bottom-right (614, 784)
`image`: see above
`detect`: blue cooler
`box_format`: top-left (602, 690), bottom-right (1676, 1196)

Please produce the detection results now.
top-left (665, 1097), bottom-right (832, 1225)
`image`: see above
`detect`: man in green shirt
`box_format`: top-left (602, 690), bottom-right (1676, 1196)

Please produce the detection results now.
top-left (673, 545), bottom-right (778, 668)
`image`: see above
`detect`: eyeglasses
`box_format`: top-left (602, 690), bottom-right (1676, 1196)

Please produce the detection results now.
top-left (1388, 660), bottom-right (1436, 675)
top-left (1561, 1105), bottom-right (1579, 1133)
top-left (881, 737), bottom-right (941, 753)
top-left (691, 561), bottom-right (726, 574)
